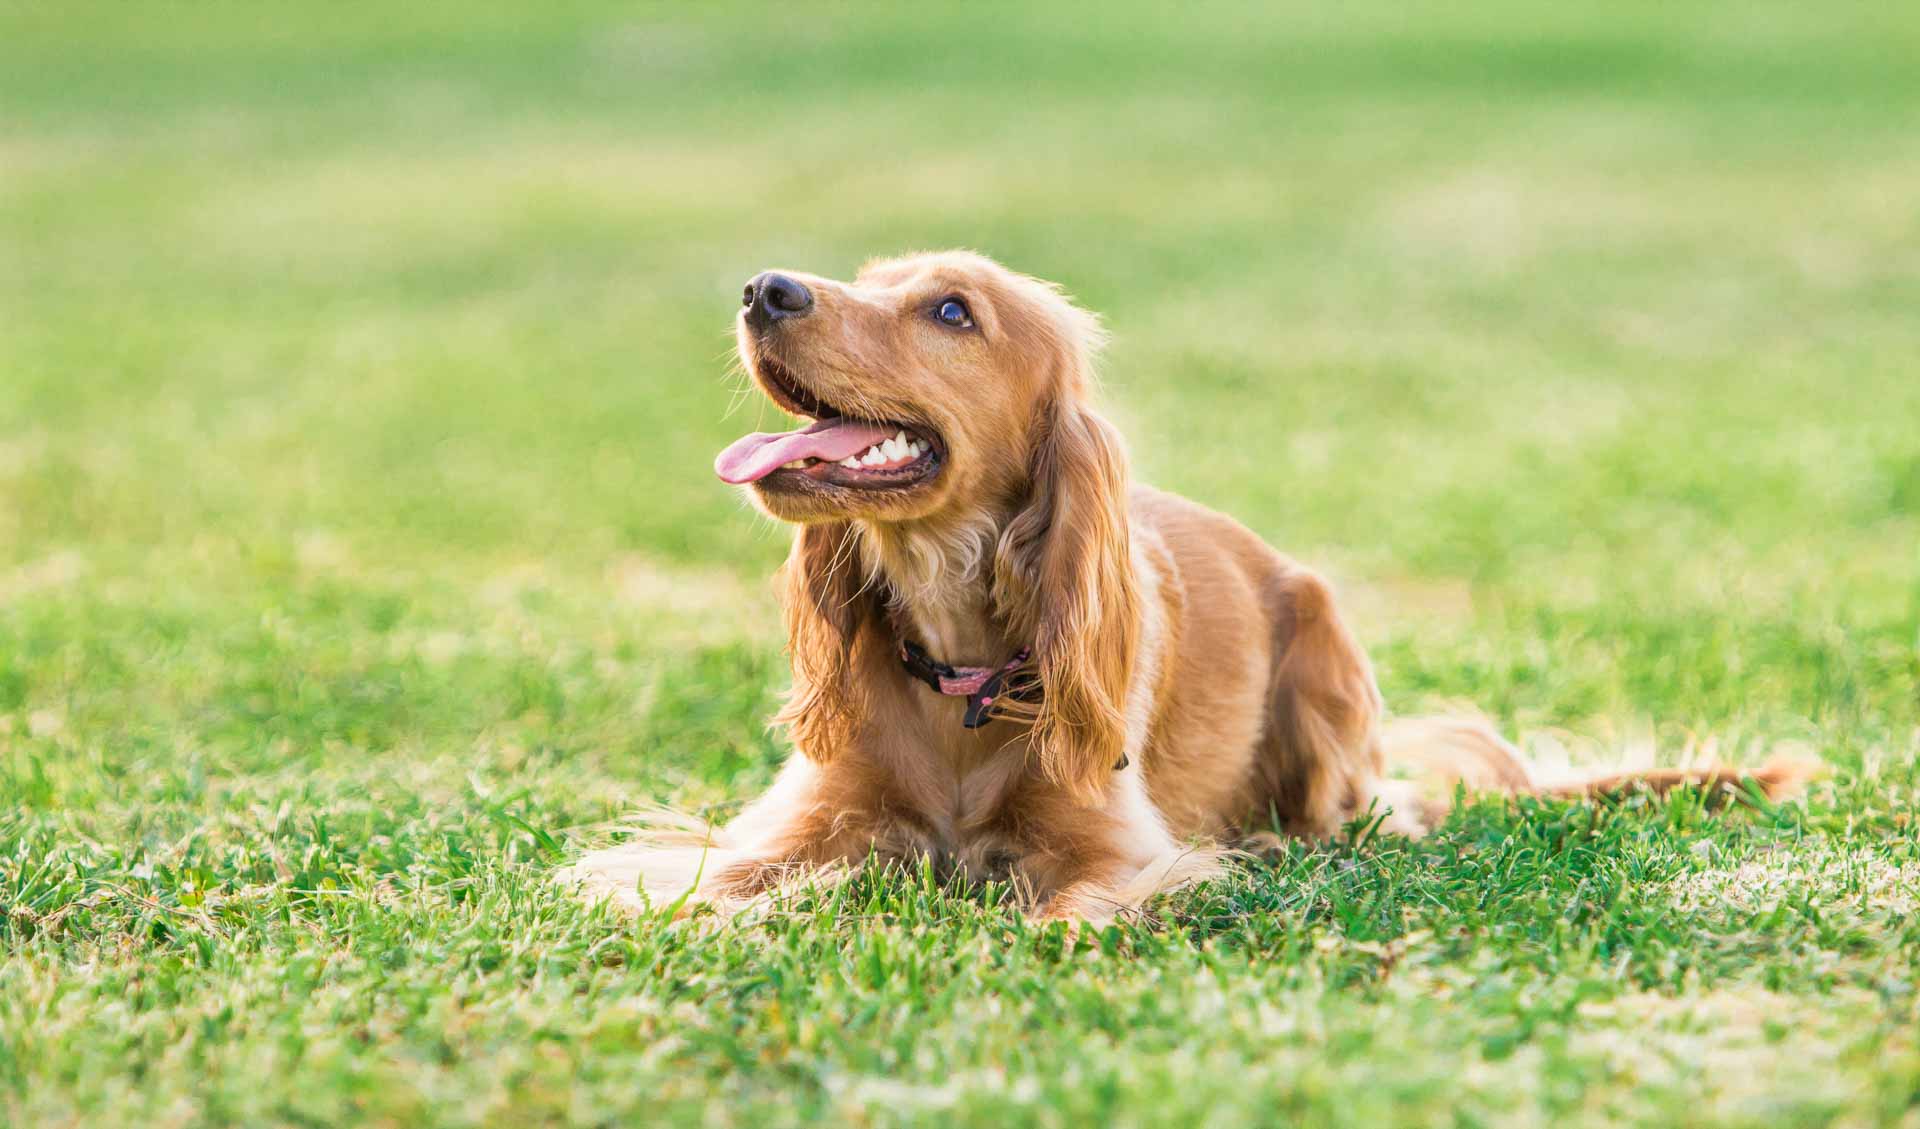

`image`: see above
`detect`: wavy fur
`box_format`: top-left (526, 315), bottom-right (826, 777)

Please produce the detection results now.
top-left (563, 250), bottom-right (1810, 925)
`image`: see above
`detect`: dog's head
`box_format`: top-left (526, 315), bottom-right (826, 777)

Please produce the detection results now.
top-left (719, 251), bottom-right (1140, 798)
top-left (717, 250), bottom-right (1104, 526)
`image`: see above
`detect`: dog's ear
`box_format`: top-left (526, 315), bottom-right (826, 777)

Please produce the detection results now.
top-left (994, 399), bottom-right (1140, 800)
top-left (773, 521), bottom-right (874, 762)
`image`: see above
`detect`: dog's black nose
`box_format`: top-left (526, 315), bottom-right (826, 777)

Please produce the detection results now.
top-left (742, 272), bottom-right (812, 330)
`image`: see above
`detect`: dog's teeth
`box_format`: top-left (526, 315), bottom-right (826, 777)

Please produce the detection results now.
top-left (881, 438), bottom-right (904, 461)
top-left (781, 459), bottom-right (806, 470)
top-left (907, 441), bottom-right (923, 457)
top-left (861, 447), bottom-right (885, 466)
top-left (841, 457), bottom-right (861, 469)
top-left (894, 430), bottom-right (909, 446)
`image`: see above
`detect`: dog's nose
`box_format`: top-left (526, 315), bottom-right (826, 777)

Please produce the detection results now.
top-left (742, 272), bottom-right (813, 330)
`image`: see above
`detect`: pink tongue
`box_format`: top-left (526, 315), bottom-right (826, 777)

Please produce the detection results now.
top-left (714, 418), bottom-right (898, 484)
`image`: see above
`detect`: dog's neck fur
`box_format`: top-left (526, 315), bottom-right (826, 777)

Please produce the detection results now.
top-left (858, 512), bottom-right (1010, 667)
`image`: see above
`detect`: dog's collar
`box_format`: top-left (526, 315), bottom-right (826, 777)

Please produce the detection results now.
top-left (899, 638), bottom-right (1036, 729)
top-left (896, 639), bottom-right (1132, 772)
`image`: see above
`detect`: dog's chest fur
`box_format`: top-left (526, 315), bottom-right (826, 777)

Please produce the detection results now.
top-left (869, 673), bottom-right (1033, 879)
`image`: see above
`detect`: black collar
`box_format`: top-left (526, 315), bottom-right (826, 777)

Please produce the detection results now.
top-left (895, 639), bottom-right (1129, 772)
top-left (898, 639), bottom-right (1038, 729)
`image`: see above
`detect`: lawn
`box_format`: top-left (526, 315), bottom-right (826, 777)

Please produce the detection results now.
top-left (3, 2), bottom-right (1918, 1125)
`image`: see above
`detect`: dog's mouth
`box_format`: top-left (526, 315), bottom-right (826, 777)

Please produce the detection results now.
top-left (715, 354), bottom-right (944, 492)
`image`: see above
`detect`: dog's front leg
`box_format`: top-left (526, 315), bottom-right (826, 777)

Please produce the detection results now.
top-left (1016, 778), bottom-right (1228, 927)
top-left (563, 754), bottom-right (897, 915)
top-left (1030, 851), bottom-right (1227, 927)
top-left (1032, 867), bottom-right (1143, 927)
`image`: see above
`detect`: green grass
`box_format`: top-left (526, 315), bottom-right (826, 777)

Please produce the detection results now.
top-left (3, 2), bottom-right (1918, 1125)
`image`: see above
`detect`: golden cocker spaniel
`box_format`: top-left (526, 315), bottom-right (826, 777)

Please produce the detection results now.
top-left (565, 251), bottom-right (1806, 923)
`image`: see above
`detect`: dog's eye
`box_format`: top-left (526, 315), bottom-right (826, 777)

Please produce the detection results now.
top-left (934, 298), bottom-right (973, 328)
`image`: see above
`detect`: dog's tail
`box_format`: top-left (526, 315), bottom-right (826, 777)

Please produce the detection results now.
top-left (1374, 715), bottom-right (1819, 832)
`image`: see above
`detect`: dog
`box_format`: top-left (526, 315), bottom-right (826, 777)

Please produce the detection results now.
top-left (564, 251), bottom-right (1809, 923)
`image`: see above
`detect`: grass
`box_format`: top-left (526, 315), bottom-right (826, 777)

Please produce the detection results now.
top-left (2, 1), bottom-right (1918, 1125)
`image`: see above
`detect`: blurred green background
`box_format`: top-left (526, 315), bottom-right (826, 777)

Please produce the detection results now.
top-left (3, 3), bottom-right (1918, 1126)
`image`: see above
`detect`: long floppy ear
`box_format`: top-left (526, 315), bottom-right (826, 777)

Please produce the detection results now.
top-left (772, 521), bottom-right (875, 762)
top-left (993, 400), bottom-right (1141, 800)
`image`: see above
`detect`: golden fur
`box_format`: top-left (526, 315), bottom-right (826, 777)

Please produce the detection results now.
top-left (563, 251), bottom-right (1810, 923)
